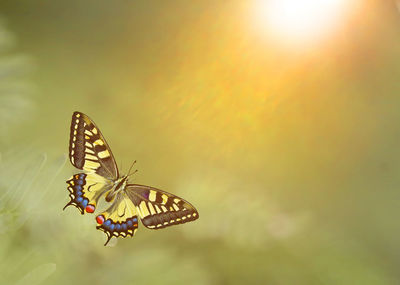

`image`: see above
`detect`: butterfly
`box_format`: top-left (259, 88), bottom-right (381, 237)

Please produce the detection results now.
top-left (64, 111), bottom-right (199, 245)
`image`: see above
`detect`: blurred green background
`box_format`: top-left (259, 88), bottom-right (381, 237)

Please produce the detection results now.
top-left (0, 0), bottom-right (400, 284)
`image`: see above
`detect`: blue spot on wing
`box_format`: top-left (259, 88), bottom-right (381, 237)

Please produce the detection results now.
top-left (82, 199), bottom-right (88, 208)
top-left (109, 224), bottom-right (115, 231)
top-left (122, 223), bottom-right (127, 231)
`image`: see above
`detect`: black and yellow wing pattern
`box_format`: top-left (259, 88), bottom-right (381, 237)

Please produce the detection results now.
top-left (65, 172), bottom-right (112, 214)
top-left (126, 184), bottom-right (198, 229)
top-left (65, 111), bottom-right (117, 215)
top-left (69, 111), bottom-right (118, 179)
top-left (65, 111), bottom-right (199, 245)
top-left (94, 186), bottom-right (198, 245)
top-left (95, 193), bottom-right (139, 245)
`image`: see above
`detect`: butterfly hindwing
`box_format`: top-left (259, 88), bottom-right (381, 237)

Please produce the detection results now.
top-left (65, 172), bottom-right (111, 214)
top-left (69, 111), bottom-right (118, 180)
top-left (126, 184), bottom-right (199, 229)
top-left (95, 193), bottom-right (139, 245)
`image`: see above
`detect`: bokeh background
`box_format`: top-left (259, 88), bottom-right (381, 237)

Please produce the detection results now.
top-left (0, 0), bottom-right (399, 284)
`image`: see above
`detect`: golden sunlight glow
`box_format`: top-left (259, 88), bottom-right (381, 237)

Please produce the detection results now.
top-left (253, 0), bottom-right (349, 45)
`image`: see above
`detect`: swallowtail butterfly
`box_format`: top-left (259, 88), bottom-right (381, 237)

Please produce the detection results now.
top-left (64, 112), bottom-right (199, 245)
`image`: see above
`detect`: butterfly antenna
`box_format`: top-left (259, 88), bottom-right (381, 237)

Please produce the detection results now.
top-left (127, 160), bottom-right (137, 176)
top-left (128, 169), bottom-right (138, 177)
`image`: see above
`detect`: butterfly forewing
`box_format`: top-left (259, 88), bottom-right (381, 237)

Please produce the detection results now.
top-left (69, 112), bottom-right (118, 180)
top-left (126, 184), bottom-right (199, 229)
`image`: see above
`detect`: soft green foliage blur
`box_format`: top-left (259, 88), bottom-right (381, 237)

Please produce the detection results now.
top-left (0, 0), bottom-right (400, 284)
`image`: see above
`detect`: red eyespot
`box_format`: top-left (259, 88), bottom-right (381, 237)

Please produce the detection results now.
top-left (96, 215), bottom-right (105, 225)
top-left (85, 204), bottom-right (95, 213)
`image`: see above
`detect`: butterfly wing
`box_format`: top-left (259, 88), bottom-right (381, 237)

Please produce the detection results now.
top-left (125, 184), bottom-right (199, 229)
top-left (64, 172), bottom-right (112, 214)
top-left (69, 111), bottom-right (119, 180)
top-left (95, 192), bottom-right (139, 245)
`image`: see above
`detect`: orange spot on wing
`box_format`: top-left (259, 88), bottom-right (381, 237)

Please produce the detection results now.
top-left (85, 204), bottom-right (95, 213)
top-left (96, 215), bottom-right (104, 224)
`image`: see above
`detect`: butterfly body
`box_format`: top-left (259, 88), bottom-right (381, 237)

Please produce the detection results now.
top-left (105, 175), bottom-right (128, 202)
top-left (65, 112), bottom-right (198, 245)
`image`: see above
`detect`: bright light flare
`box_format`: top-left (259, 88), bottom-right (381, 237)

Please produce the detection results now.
top-left (253, 0), bottom-right (350, 46)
